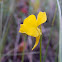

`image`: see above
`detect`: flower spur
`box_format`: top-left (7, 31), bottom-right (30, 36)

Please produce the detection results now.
top-left (19, 11), bottom-right (47, 50)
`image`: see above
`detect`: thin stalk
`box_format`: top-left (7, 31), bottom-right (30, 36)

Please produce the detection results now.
top-left (40, 25), bottom-right (42, 62)
top-left (21, 43), bottom-right (25, 62)
top-left (56, 0), bottom-right (61, 62)
top-left (0, 0), bottom-right (15, 46)
top-left (43, 27), bottom-right (53, 62)
top-left (21, 35), bottom-right (27, 62)
top-left (0, 1), bottom-right (3, 38)
top-left (40, 35), bottom-right (42, 62)
top-left (43, 4), bottom-right (57, 62)
top-left (55, 45), bottom-right (59, 62)
top-left (0, 0), bottom-right (15, 61)
top-left (0, 18), bottom-right (10, 61)
top-left (21, 42), bottom-right (25, 62)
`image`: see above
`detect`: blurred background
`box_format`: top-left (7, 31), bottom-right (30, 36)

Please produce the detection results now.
top-left (0, 0), bottom-right (61, 62)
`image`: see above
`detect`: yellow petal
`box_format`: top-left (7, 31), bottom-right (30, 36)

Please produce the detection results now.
top-left (26, 27), bottom-right (41, 37)
top-left (26, 27), bottom-right (39, 37)
top-left (19, 24), bottom-right (26, 33)
top-left (19, 24), bottom-right (41, 37)
top-left (23, 14), bottom-right (37, 28)
top-left (37, 27), bottom-right (42, 35)
top-left (32, 35), bottom-right (40, 50)
top-left (37, 12), bottom-right (47, 26)
top-left (19, 24), bottom-right (24, 33)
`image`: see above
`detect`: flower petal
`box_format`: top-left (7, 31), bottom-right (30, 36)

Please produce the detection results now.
top-left (26, 27), bottom-right (39, 37)
top-left (37, 12), bottom-right (47, 26)
top-left (23, 14), bottom-right (37, 28)
top-left (19, 24), bottom-right (26, 33)
top-left (19, 24), bottom-right (41, 37)
top-left (32, 35), bottom-right (40, 50)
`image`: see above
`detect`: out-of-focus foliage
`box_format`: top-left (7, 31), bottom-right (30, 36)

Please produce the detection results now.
top-left (0, 0), bottom-right (60, 62)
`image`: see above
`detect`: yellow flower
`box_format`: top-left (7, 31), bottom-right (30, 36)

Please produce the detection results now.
top-left (19, 12), bottom-right (47, 50)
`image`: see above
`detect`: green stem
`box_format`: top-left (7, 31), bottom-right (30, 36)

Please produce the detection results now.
top-left (40, 35), bottom-right (42, 62)
top-left (43, 27), bottom-right (53, 62)
top-left (55, 45), bottom-right (59, 62)
top-left (21, 35), bottom-right (26, 62)
top-left (40, 25), bottom-right (42, 62)
top-left (43, 3), bottom-right (57, 62)
top-left (57, 0), bottom-right (61, 62)
top-left (0, 20), bottom-right (10, 61)
top-left (21, 43), bottom-right (25, 62)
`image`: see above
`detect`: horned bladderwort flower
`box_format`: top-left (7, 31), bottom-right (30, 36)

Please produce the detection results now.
top-left (19, 11), bottom-right (47, 50)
